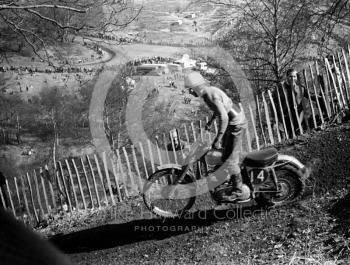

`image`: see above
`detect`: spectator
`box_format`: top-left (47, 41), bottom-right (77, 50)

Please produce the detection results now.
top-left (274, 68), bottom-right (310, 137)
top-left (327, 56), bottom-right (344, 111)
top-left (166, 129), bottom-right (187, 163)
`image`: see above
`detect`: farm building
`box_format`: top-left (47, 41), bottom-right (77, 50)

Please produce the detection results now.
top-left (174, 54), bottom-right (196, 69)
top-left (135, 64), bottom-right (169, 76)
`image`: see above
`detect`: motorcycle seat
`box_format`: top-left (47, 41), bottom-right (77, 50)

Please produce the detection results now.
top-left (244, 148), bottom-right (278, 167)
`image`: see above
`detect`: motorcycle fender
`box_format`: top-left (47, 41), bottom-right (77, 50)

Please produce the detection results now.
top-left (277, 154), bottom-right (311, 179)
top-left (277, 154), bottom-right (304, 169)
top-left (156, 164), bottom-right (182, 171)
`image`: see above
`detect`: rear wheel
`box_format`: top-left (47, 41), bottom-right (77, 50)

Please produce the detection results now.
top-left (272, 165), bottom-right (305, 206)
top-left (142, 168), bottom-right (196, 218)
top-left (257, 165), bottom-right (305, 207)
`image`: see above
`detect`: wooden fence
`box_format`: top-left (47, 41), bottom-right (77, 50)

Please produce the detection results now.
top-left (1, 49), bottom-right (350, 227)
top-left (0, 128), bottom-right (21, 145)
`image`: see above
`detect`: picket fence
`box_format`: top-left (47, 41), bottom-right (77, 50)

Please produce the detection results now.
top-left (1, 48), bottom-right (350, 227)
top-left (0, 128), bottom-right (20, 145)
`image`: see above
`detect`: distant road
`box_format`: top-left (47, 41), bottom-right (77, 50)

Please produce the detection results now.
top-left (77, 37), bottom-right (187, 68)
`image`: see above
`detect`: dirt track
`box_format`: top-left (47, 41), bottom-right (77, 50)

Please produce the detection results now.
top-left (48, 122), bottom-right (350, 265)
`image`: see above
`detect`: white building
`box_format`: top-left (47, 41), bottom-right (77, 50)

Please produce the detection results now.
top-left (174, 54), bottom-right (196, 69)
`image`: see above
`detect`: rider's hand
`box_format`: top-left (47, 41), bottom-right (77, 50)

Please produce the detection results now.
top-left (212, 141), bottom-right (221, 149)
top-left (212, 133), bottom-right (223, 149)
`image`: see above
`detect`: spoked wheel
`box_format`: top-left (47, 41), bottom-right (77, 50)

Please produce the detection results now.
top-left (142, 168), bottom-right (196, 218)
top-left (257, 165), bottom-right (305, 207)
top-left (272, 165), bottom-right (305, 206)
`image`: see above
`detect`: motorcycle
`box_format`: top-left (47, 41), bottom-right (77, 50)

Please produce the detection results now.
top-left (142, 139), bottom-right (308, 218)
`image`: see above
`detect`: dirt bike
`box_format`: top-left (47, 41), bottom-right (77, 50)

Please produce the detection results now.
top-left (142, 140), bottom-right (308, 218)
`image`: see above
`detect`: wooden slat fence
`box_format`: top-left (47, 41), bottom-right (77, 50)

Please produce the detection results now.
top-left (0, 127), bottom-right (21, 145)
top-left (1, 51), bottom-right (350, 227)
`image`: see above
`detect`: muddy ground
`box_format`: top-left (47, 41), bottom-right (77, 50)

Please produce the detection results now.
top-left (43, 121), bottom-right (350, 265)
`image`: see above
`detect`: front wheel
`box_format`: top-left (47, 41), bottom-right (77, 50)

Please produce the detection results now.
top-left (142, 168), bottom-right (196, 218)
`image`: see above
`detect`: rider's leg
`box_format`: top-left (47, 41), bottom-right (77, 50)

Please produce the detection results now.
top-left (220, 125), bottom-right (246, 201)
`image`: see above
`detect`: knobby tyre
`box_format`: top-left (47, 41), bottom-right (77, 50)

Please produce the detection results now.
top-left (271, 165), bottom-right (305, 206)
top-left (142, 168), bottom-right (196, 218)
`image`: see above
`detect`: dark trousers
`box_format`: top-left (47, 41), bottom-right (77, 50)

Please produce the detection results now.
top-left (221, 125), bottom-right (245, 176)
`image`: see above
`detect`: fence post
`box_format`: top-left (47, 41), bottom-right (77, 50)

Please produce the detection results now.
top-left (303, 69), bottom-right (317, 129)
top-left (337, 52), bottom-right (350, 105)
top-left (332, 55), bottom-right (347, 107)
top-left (169, 131), bottom-right (178, 164)
top-left (199, 120), bottom-right (204, 141)
top-left (162, 134), bottom-right (171, 164)
top-left (65, 159), bottom-right (79, 210)
top-left (182, 124), bottom-right (190, 145)
top-left (57, 162), bottom-right (72, 212)
top-left (0, 188), bottom-right (7, 210)
top-left (102, 152), bottom-right (116, 206)
top-left (94, 154), bottom-right (109, 206)
top-left (267, 90), bottom-right (281, 143)
top-left (325, 58), bottom-right (343, 110)
top-left (275, 86), bottom-right (289, 140)
top-left (122, 147), bottom-right (136, 194)
top-left (80, 158), bottom-right (94, 208)
top-left (315, 61), bottom-right (331, 119)
top-left (325, 61), bottom-right (336, 115)
top-left (155, 139), bottom-right (163, 166)
top-left (248, 104), bottom-right (260, 150)
top-left (281, 85), bottom-right (297, 139)
top-left (86, 155), bottom-right (101, 208)
top-left (40, 168), bottom-right (51, 213)
top-left (262, 92), bottom-right (274, 145)
top-left (256, 95), bottom-right (267, 146)
top-left (342, 49), bottom-right (350, 104)
top-left (5, 179), bottom-right (16, 216)
top-left (54, 164), bottom-right (64, 211)
top-left (33, 170), bottom-right (44, 215)
top-left (72, 159), bottom-right (87, 210)
top-left (309, 65), bottom-right (325, 125)
top-left (44, 165), bottom-right (56, 211)
top-left (190, 122), bottom-right (197, 142)
top-left (110, 156), bottom-right (123, 202)
top-left (116, 149), bottom-right (129, 198)
top-left (20, 175), bottom-right (34, 225)
top-left (131, 145), bottom-right (143, 192)
top-left (26, 173), bottom-right (39, 223)
top-left (138, 142), bottom-right (149, 179)
top-left (147, 139), bottom-right (155, 173)
top-left (13, 177), bottom-right (21, 212)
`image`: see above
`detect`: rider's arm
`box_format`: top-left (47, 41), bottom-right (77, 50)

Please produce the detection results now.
top-left (206, 113), bottom-right (216, 128)
top-left (205, 96), bottom-right (228, 134)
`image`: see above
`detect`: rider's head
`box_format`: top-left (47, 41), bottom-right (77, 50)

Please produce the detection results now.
top-left (184, 72), bottom-right (208, 97)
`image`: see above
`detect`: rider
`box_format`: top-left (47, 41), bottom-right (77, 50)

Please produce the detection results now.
top-left (184, 71), bottom-right (248, 202)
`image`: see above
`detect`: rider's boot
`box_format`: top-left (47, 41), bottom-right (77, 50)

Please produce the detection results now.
top-left (221, 173), bottom-right (249, 202)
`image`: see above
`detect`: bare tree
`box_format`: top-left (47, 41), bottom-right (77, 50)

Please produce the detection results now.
top-left (192, 0), bottom-right (350, 91)
top-left (0, 0), bottom-right (142, 61)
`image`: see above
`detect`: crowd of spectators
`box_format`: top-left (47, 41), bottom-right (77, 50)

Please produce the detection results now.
top-left (84, 32), bottom-right (140, 44)
top-left (0, 65), bottom-right (95, 74)
top-left (126, 56), bottom-right (174, 67)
